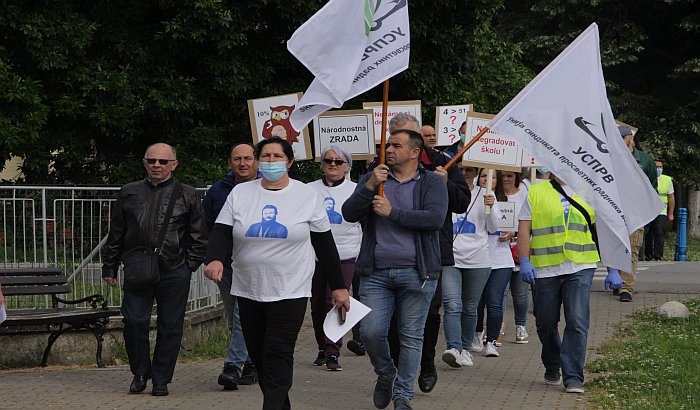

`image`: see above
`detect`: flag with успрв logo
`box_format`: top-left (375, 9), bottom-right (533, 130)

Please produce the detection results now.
top-left (287, 0), bottom-right (410, 132)
top-left (487, 23), bottom-right (664, 273)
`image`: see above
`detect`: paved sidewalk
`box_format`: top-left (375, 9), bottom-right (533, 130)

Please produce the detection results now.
top-left (1, 262), bottom-right (698, 409)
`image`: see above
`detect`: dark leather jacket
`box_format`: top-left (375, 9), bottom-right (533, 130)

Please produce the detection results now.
top-left (102, 177), bottom-right (208, 278)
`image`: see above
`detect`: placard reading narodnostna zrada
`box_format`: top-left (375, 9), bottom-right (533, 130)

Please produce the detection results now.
top-left (312, 110), bottom-right (376, 161)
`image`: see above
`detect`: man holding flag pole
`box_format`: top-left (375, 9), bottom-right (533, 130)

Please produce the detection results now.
top-left (288, 1), bottom-right (428, 409)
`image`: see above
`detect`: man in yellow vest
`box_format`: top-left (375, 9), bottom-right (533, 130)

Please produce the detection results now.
top-left (644, 160), bottom-right (675, 260)
top-left (517, 174), bottom-right (621, 394)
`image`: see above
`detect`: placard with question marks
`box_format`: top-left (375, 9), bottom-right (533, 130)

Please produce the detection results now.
top-left (435, 104), bottom-right (473, 146)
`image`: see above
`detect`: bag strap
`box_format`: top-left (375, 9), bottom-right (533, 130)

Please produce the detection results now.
top-left (155, 182), bottom-right (181, 254)
top-left (548, 180), bottom-right (599, 252)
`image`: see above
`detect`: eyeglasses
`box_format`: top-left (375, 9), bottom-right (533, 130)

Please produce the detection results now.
top-left (145, 158), bottom-right (176, 165)
top-left (323, 158), bottom-right (347, 166)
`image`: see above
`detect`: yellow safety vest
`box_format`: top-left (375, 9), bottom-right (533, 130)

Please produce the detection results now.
top-left (658, 174), bottom-right (672, 215)
top-left (528, 183), bottom-right (600, 268)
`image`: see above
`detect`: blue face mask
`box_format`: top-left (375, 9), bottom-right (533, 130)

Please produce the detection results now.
top-left (259, 161), bottom-right (288, 182)
top-left (536, 167), bottom-right (550, 175)
top-left (656, 168), bottom-right (663, 177)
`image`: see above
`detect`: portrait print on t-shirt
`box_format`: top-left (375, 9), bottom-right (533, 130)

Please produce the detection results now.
top-left (453, 212), bottom-right (476, 234)
top-left (244, 204), bottom-right (288, 238)
top-left (324, 197), bottom-right (343, 225)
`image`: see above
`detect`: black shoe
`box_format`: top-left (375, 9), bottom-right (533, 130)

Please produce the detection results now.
top-left (326, 355), bottom-right (342, 371)
top-left (544, 369), bottom-right (561, 385)
top-left (239, 363), bottom-right (258, 385)
top-left (612, 289), bottom-right (620, 296)
top-left (373, 375), bottom-right (395, 409)
top-left (152, 384), bottom-right (169, 396)
top-left (314, 350), bottom-right (326, 366)
top-left (417, 365), bottom-right (437, 393)
top-left (129, 375), bottom-right (150, 394)
top-left (217, 365), bottom-right (239, 390)
top-left (620, 292), bottom-right (633, 302)
top-left (347, 339), bottom-right (366, 356)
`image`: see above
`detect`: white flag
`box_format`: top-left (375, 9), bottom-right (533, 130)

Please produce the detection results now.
top-left (287, 0), bottom-right (410, 131)
top-left (487, 23), bottom-right (664, 273)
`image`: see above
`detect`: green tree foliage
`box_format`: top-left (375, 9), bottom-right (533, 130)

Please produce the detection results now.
top-left (0, 0), bottom-right (531, 184)
top-left (497, 0), bottom-right (700, 185)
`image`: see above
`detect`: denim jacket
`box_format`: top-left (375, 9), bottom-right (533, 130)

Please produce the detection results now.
top-left (342, 165), bottom-right (448, 281)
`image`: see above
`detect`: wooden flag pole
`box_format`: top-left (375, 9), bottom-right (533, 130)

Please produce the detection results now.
top-left (378, 79), bottom-right (390, 197)
top-left (443, 126), bottom-right (491, 170)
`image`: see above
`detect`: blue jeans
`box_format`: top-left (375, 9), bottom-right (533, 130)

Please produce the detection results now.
top-left (441, 266), bottom-right (491, 351)
top-left (503, 269), bottom-right (530, 326)
top-left (476, 268), bottom-right (512, 342)
top-left (359, 268), bottom-right (437, 402)
top-left (534, 268), bottom-right (594, 386)
top-left (217, 271), bottom-right (251, 375)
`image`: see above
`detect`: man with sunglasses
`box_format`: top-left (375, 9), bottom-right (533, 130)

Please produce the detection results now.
top-left (102, 143), bottom-right (207, 397)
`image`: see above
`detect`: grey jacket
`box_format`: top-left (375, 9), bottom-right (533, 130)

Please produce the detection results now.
top-left (342, 165), bottom-right (448, 281)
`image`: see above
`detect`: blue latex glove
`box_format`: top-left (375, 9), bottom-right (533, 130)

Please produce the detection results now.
top-left (519, 257), bottom-right (537, 285)
top-left (605, 268), bottom-right (622, 290)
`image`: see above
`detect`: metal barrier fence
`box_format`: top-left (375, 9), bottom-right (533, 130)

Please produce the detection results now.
top-left (0, 185), bottom-right (218, 313)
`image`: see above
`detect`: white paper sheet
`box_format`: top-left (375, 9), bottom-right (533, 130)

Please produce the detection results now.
top-left (323, 296), bottom-right (371, 343)
top-left (0, 305), bottom-right (7, 325)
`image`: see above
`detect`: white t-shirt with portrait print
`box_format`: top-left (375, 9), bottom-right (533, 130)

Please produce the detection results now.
top-left (452, 186), bottom-right (500, 269)
top-left (307, 179), bottom-right (362, 261)
top-left (215, 178), bottom-right (331, 302)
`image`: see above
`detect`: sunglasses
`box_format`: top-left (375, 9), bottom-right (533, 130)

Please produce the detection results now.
top-left (145, 158), bottom-right (176, 165)
top-left (323, 158), bottom-right (347, 166)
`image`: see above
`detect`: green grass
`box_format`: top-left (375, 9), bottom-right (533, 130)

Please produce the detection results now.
top-left (586, 298), bottom-right (700, 409)
top-left (111, 317), bottom-right (230, 365)
top-left (663, 232), bottom-right (700, 261)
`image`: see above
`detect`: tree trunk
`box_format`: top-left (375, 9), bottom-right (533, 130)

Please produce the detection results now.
top-left (688, 186), bottom-right (700, 236)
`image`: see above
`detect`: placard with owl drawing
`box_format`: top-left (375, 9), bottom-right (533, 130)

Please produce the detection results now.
top-left (247, 93), bottom-right (312, 160)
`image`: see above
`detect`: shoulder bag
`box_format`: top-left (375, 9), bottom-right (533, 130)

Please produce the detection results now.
top-left (121, 183), bottom-right (181, 288)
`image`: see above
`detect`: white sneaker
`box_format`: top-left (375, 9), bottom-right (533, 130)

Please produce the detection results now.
top-left (484, 340), bottom-right (499, 357)
top-left (471, 332), bottom-right (484, 352)
top-left (515, 325), bottom-right (529, 344)
top-left (442, 348), bottom-right (462, 368)
top-left (460, 349), bottom-right (473, 366)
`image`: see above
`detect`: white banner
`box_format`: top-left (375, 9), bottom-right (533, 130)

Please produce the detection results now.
top-left (488, 23), bottom-right (664, 273)
top-left (287, 0), bottom-right (410, 131)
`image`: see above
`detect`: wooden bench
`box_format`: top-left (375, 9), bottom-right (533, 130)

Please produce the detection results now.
top-left (0, 267), bottom-right (120, 368)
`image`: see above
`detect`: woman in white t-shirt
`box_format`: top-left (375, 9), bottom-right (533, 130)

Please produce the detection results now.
top-left (441, 168), bottom-right (499, 368)
top-left (203, 137), bottom-right (350, 410)
top-left (308, 145), bottom-right (362, 371)
top-left (473, 170), bottom-right (515, 358)
top-left (501, 170), bottom-right (531, 345)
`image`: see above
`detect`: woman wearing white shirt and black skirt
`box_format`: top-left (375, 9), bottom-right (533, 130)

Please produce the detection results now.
top-left (204, 137), bottom-right (350, 410)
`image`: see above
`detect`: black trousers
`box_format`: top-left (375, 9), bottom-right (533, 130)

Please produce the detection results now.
top-left (351, 270), bottom-right (362, 341)
top-left (645, 215), bottom-right (667, 260)
top-left (239, 297), bottom-right (307, 410)
top-left (121, 263), bottom-right (191, 385)
top-left (388, 274), bottom-right (443, 369)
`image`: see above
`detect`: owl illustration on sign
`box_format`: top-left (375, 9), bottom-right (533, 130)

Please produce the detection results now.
top-left (262, 104), bottom-right (300, 144)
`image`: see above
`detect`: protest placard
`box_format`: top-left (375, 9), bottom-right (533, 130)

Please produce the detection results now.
top-left (462, 112), bottom-right (523, 172)
top-left (435, 104), bottom-right (472, 146)
top-left (497, 201), bottom-right (517, 231)
top-left (362, 100), bottom-right (422, 142)
top-left (312, 110), bottom-right (376, 160)
top-left (247, 93), bottom-right (312, 160)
